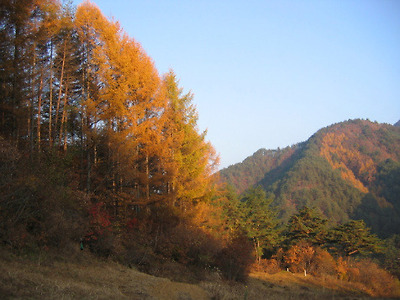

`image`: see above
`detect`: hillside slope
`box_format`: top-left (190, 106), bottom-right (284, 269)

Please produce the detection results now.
top-left (220, 146), bottom-right (300, 194)
top-left (0, 248), bottom-right (380, 299)
top-left (0, 249), bottom-right (208, 300)
top-left (219, 119), bottom-right (400, 236)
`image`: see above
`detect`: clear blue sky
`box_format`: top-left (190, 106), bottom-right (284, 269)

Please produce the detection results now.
top-left (73, 0), bottom-right (400, 169)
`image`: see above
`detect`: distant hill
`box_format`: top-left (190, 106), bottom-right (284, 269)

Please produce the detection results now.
top-left (219, 119), bottom-right (400, 237)
top-left (395, 120), bottom-right (400, 127)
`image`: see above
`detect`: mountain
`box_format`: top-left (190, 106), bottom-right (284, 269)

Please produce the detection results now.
top-left (395, 120), bottom-right (400, 127)
top-left (219, 119), bottom-right (400, 237)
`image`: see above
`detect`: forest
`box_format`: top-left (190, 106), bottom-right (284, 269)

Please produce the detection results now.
top-left (1, 1), bottom-right (400, 298)
top-left (221, 119), bottom-right (400, 236)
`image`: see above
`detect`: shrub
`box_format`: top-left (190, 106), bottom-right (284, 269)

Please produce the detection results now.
top-left (215, 230), bottom-right (253, 282)
top-left (353, 259), bottom-right (400, 297)
top-left (251, 258), bottom-right (280, 274)
top-left (335, 257), bottom-right (400, 297)
top-left (309, 248), bottom-right (337, 276)
top-left (336, 256), bottom-right (349, 280)
top-left (153, 223), bottom-right (222, 268)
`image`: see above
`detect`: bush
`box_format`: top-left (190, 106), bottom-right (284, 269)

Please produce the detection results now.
top-left (251, 258), bottom-right (280, 274)
top-left (309, 248), bottom-right (337, 276)
top-left (153, 223), bottom-right (222, 268)
top-left (353, 259), bottom-right (400, 297)
top-left (335, 257), bottom-right (400, 297)
top-left (336, 256), bottom-right (349, 280)
top-left (215, 230), bottom-right (253, 282)
top-left (0, 141), bottom-right (88, 253)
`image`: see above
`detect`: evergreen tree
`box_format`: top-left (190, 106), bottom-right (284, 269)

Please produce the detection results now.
top-left (239, 186), bottom-right (279, 264)
top-left (327, 220), bottom-right (382, 257)
top-left (284, 206), bottom-right (328, 247)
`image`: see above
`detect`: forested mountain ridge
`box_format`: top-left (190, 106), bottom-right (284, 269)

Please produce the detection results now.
top-left (219, 119), bottom-right (400, 237)
top-left (219, 145), bottom-right (300, 194)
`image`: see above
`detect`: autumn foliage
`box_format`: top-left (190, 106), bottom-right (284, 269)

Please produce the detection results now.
top-left (320, 132), bottom-right (373, 193)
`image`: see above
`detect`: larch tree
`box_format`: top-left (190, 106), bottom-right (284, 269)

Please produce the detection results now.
top-left (51, 1), bottom-right (81, 152)
top-left (0, 0), bottom-right (38, 144)
top-left (30, 0), bottom-right (63, 152)
top-left (75, 1), bottom-right (170, 221)
top-left (163, 70), bottom-right (219, 213)
top-left (75, 0), bottom-right (107, 193)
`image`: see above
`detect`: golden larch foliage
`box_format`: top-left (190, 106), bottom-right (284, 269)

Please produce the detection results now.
top-left (320, 132), bottom-right (376, 193)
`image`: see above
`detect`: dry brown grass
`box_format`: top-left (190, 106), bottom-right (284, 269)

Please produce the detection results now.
top-left (1, 247), bottom-right (396, 300)
top-left (0, 247), bottom-right (208, 299)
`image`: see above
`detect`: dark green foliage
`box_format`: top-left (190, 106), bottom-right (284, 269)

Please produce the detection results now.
top-left (219, 184), bottom-right (241, 229)
top-left (265, 151), bottom-right (363, 223)
top-left (327, 220), bottom-right (382, 257)
top-left (374, 159), bottom-right (400, 209)
top-left (353, 159), bottom-right (400, 237)
top-left (353, 193), bottom-right (400, 238)
top-left (219, 146), bottom-right (298, 194)
top-left (238, 186), bottom-right (280, 262)
top-left (380, 234), bottom-right (400, 278)
top-left (284, 206), bottom-right (328, 247)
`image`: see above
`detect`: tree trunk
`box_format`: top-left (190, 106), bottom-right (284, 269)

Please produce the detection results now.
top-left (86, 143), bottom-right (91, 194)
top-left (29, 41), bottom-right (36, 156)
top-left (55, 40), bottom-right (66, 144)
top-left (145, 153), bottom-right (150, 203)
top-left (254, 238), bottom-right (261, 265)
top-left (59, 83), bottom-right (69, 149)
top-left (49, 39), bottom-right (53, 147)
top-left (37, 69), bottom-right (43, 152)
top-left (86, 114), bottom-right (91, 194)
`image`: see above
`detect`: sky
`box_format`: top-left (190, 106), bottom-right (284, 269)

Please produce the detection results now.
top-left (73, 0), bottom-right (400, 169)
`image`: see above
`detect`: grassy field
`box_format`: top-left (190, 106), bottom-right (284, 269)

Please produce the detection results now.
top-left (0, 247), bottom-right (392, 299)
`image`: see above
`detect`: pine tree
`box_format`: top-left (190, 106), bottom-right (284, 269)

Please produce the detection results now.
top-left (327, 220), bottom-right (382, 257)
top-left (284, 206), bottom-right (328, 247)
top-left (239, 186), bottom-right (279, 264)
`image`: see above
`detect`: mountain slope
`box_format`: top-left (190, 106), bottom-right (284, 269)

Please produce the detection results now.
top-left (219, 119), bottom-right (400, 237)
top-left (220, 146), bottom-right (300, 194)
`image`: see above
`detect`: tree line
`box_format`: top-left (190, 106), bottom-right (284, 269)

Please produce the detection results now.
top-left (0, 0), bottom-right (218, 216)
top-left (221, 185), bottom-right (400, 295)
top-left (1, 0), bottom-right (223, 276)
